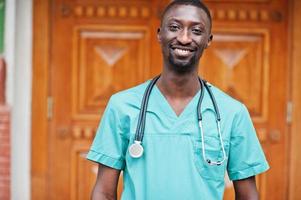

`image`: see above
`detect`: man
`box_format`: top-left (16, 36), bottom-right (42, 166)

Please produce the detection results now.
top-left (87, 0), bottom-right (269, 199)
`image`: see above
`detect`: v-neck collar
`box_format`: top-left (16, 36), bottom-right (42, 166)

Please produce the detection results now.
top-left (139, 80), bottom-right (217, 133)
top-left (142, 79), bottom-right (216, 116)
top-left (144, 83), bottom-right (214, 120)
top-left (154, 84), bottom-right (200, 120)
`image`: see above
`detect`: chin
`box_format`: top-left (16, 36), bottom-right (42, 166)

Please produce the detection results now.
top-left (168, 56), bottom-right (196, 74)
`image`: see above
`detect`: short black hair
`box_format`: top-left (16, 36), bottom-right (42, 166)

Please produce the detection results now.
top-left (160, 0), bottom-right (212, 30)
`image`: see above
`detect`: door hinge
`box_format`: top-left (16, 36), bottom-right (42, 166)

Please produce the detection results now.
top-left (286, 101), bottom-right (293, 124)
top-left (47, 96), bottom-right (53, 120)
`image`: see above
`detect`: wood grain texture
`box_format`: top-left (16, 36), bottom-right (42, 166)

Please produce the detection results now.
top-left (45, 0), bottom-right (165, 199)
top-left (200, 29), bottom-right (270, 123)
top-left (205, 1), bottom-right (289, 199)
top-left (71, 25), bottom-right (151, 121)
top-left (31, 0), bottom-right (50, 199)
top-left (288, 0), bottom-right (301, 199)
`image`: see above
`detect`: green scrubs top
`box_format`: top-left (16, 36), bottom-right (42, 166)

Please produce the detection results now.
top-left (87, 80), bottom-right (269, 200)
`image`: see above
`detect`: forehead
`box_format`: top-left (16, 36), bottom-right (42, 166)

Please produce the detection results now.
top-left (162, 5), bottom-right (210, 26)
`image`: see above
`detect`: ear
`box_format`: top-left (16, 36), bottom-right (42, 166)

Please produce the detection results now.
top-left (157, 28), bottom-right (162, 43)
top-left (205, 34), bottom-right (213, 48)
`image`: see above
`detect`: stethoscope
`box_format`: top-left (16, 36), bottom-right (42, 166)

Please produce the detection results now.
top-left (129, 75), bottom-right (227, 166)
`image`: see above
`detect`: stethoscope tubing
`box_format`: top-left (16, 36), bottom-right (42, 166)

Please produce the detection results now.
top-left (197, 78), bottom-right (221, 121)
top-left (135, 75), bottom-right (160, 142)
top-left (131, 75), bottom-right (227, 165)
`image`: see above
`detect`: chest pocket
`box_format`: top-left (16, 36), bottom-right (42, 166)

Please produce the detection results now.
top-left (193, 136), bottom-right (229, 181)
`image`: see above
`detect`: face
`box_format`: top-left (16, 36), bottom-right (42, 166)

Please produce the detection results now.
top-left (158, 5), bottom-right (212, 74)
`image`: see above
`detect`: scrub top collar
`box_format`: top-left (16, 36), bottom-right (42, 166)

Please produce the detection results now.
top-left (142, 82), bottom-right (216, 118)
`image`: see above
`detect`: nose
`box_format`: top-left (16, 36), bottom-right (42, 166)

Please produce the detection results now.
top-left (177, 29), bottom-right (192, 45)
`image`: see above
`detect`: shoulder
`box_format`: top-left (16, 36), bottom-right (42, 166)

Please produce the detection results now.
top-left (108, 80), bottom-right (150, 110)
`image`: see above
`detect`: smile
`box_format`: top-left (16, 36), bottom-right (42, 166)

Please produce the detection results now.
top-left (173, 48), bottom-right (194, 57)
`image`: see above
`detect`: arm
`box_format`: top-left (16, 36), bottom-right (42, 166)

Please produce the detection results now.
top-left (91, 163), bottom-right (121, 200)
top-left (233, 176), bottom-right (259, 200)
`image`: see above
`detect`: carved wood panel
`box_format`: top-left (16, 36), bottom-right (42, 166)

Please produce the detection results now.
top-left (71, 146), bottom-right (96, 200)
top-left (200, 29), bottom-right (269, 123)
top-left (72, 25), bottom-right (150, 120)
top-left (71, 143), bottom-right (123, 200)
top-left (72, 4), bottom-right (151, 19)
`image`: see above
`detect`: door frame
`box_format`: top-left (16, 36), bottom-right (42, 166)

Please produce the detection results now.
top-left (31, 0), bottom-right (301, 199)
top-left (31, 0), bottom-right (50, 199)
top-left (288, 0), bottom-right (301, 199)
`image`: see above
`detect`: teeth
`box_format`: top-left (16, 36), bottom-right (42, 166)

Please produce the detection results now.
top-left (174, 48), bottom-right (190, 56)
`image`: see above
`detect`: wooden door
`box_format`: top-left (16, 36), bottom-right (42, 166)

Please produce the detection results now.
top-left (32, 0), bottom-right (289, 199)
top-left (202, 1), bottom-right (289, 199)
top-left (47, 0), bottom-right (165, 199)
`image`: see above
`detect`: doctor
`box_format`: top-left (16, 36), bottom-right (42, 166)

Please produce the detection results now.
top-left (87, 0), bottom-right (269, 199)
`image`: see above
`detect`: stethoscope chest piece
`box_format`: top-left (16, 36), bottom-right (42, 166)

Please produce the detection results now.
top-left (129, 140), bottom-right (144, 158)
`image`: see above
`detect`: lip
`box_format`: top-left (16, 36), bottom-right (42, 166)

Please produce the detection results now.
top-left (171, 46), bottom-right (195, 57)
top-left (171, 45), bottom-right (195, 52)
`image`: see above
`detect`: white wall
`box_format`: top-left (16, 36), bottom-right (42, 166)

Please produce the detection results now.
top-left (4, 0), bottom-right (15, 105)
top-left (4, 0), bottom-right (32, 199)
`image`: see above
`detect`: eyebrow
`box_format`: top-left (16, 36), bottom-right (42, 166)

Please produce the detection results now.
top-left (166, 17), bottom-right (206, 27)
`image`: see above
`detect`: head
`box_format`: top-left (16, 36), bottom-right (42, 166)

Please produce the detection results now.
top-left (157, 0), bottom-right (213, 74)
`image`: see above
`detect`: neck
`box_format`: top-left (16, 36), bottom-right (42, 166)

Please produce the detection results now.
top-left (157, 70), bottom-right (201, 98)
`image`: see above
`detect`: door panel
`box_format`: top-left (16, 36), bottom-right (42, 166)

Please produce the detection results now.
top-left (201, 29), bottom-right (270, 199)
top-left (46, 0), bottom-right (288, 199)
top-left (202, 1), bottom-right (288, 199)
top-left (71, 25), bottom-right (151, 120)
top-left (50, 0), bottom-right (165, 199)
top-left (201, 30), bottom-right (269, 119)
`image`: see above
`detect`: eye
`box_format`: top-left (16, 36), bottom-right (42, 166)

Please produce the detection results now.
top-left (192, 28), bottom-right (203, 35)
top-left (168, 24), bottom-right (180, 32)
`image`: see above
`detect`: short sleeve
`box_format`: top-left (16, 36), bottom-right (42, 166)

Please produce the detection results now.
top-left (86, 96), bottom-right (127, 170)
top-left (227, 104), bottom-right (269, 181)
